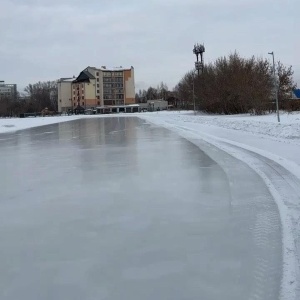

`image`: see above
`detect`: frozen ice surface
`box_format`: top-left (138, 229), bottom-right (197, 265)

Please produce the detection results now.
top-left (0, 117), bottom-right (281, 300)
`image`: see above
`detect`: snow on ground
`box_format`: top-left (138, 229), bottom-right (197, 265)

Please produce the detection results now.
top-left (0, 114), bottom-right (130, 134)
top-left (1, 111), bottom-right (300, 299)
top-left (0, 115), bottom-right (81, 134)
top-left (151, 110), bottom-right (300, 139)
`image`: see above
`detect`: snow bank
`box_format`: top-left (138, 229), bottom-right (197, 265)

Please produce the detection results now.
top-left (0, 115), bottom-right (82, 134)
top-left (153, 111), bottom-right (300, 140)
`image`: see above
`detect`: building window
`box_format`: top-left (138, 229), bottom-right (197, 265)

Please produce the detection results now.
top-left (104, 100), bottom-right (113, 105)
top-left (97, 90), bottom-right (99, 93)
top-left (82, 96), bottom-right (84, 99)
top-left (96, 96), bottom-right (100, 99)
top-left (73, 97), bottom-right (75, 100)
top-left (97, 101), bottom-right (100, 105)
top-left (97, 78), bottom-right (99, 82)
top-left (97, 84), bottom-right (99, 87)
top-left (96, 72), bottom-right (99, 76)
top-left (82, 102), bottom-right (85, 106)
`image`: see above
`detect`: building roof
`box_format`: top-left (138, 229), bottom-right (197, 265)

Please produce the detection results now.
top-left (58, 77), bottom-right (74, 83)
top-left (0, 81), bottom-right (16, 87)
top-left (87, 66), bottom-right (133, 72)
top-left (293, 89), bottom-right (300, 98)
top-left (73, 70), bottom-right (95, 83)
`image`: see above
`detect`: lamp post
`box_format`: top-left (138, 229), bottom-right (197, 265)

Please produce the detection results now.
top-left (192, 72), bottom-right (195, 114)
top-left (268, 51), bottom-right (280, 123)
top-left (193, 43), bottom-right (205, 114)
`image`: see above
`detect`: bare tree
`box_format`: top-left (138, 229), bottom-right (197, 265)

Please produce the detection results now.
top-left (0, 91), bottom-right (25, 117)
top-left (145, 86), bottom-right (158, 100)
top-left (24, 81), bottom-right (58, 112)
top-left (276, 61), bottom-right (297, 107)
top-left (157, 82), bottom-right (169, 100)
top-left (0, 96), bottom-right (10, 117)
top-left (176, 52), bottom-right (277, 114)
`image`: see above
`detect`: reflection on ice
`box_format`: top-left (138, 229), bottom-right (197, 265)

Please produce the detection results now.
top-left (0, 117), bottom-right (281, 300)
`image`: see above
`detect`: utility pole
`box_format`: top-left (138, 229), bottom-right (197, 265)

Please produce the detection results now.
top-left (192, 73), bottom-right (195, 114)
top-left (268, 51), bottom-right (280, 123)
top-left (193, 43), bottom-right (205, 114)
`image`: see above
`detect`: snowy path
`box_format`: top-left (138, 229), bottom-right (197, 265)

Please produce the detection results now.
top-left (0, 117), bottom-right (282, 300)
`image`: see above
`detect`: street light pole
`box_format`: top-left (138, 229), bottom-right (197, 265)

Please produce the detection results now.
top-left (268, 51), bottom-right (280, 123)
top-left (193, 73), bottom-right (196, 114)
top-left (193, 43), bottom-right (205, 114)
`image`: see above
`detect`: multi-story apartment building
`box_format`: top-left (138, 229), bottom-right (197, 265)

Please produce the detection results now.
top-left (0, 81), bottom-right (17, 99)
top-left (57, 78), bottom-right (73, 113)
top-left (71, 70), bottom-right (98, 109)
top-left (71, 66), bottom-right (135, 109)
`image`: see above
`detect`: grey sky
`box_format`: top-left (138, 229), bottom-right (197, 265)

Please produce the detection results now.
top-left (0, 0), bottom-right (299, 93)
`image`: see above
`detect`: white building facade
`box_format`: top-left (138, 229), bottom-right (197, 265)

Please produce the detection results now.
top-left (57, 78), bottom-right (73, 113)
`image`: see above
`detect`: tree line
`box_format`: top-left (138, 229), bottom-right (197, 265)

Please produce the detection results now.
top-left (0, 81), bottom-right (57, 117)
top-left (174, 52), bottom-right (297, 114)
top-left (135, 82), bottom-right (169, 103)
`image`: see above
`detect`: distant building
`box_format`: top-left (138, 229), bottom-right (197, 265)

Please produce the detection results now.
top-left (139, 99), bottom-right (168, 111)
top-left (71, 66), bottom-right (135, 109)
top-left (0, 81), bottom-right (17, 99)
top-left (57, 78), bottom-right (73, 113)
top-left (291, 89), bottom-right (300, 99)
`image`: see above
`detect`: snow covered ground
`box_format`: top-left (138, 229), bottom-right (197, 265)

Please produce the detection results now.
top-left (1, 111), bottom-right (300, 299)
top-left (0, 115), bottom-right (80, 134)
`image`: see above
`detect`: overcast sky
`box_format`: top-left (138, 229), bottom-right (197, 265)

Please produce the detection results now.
top-left (0, 0), bottom-right (298, 93)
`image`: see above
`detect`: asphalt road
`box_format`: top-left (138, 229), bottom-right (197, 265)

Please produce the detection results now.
top-left (0, 117), bottom-right (282, 300)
